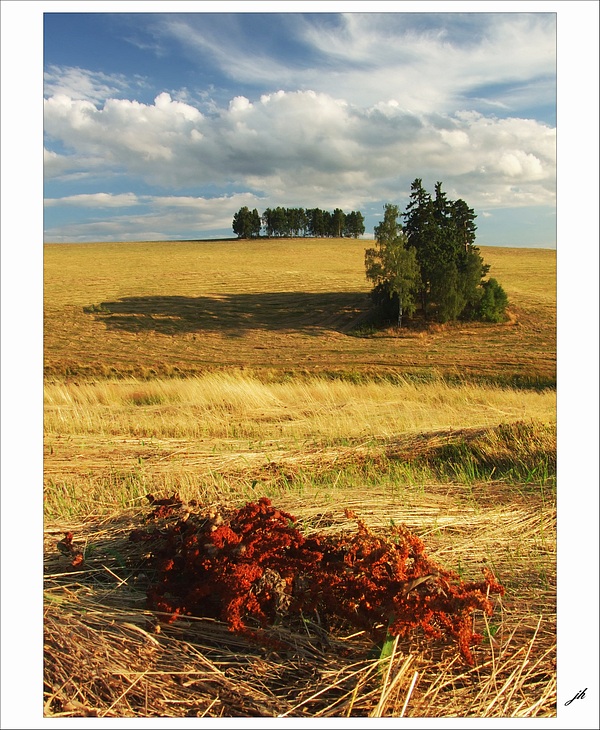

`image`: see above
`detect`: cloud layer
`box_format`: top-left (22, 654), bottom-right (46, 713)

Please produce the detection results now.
top-left (44, 89), bottom-right (556, 205)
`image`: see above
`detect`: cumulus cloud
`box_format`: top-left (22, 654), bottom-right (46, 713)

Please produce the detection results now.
top-left (42, 13), bottom-right (557, 242)
top-left (44, 147), bottom-right (73, 177)
top-left (229, 96), bottom-right (253, 113)
top-left (44, 86), bottom-right (555, 210)
top-left (44, 92), bottom-right (205, 184)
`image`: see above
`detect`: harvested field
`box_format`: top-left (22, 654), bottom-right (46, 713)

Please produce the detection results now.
top-left (37, 238), bottom-right (563, 720)
top-left (44, 478), bottom-right (556, 718)
top-left (43, 240), bottom-right (556, 387)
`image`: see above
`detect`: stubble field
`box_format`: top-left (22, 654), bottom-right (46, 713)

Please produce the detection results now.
top-left (43, 238), bottom-right (557, 719)
top-left (43, 238), bottom-right (555, 385)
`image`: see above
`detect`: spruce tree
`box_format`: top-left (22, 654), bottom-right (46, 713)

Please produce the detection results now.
top-left (368, 179), bottom-right (507, 325)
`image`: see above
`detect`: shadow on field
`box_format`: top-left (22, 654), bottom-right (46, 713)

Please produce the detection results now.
top-left (85, 292), bottom-right (371, 336)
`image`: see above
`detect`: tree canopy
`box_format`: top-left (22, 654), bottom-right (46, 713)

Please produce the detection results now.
top-left (232, 206), bottom-right (365, 239)
top-left (232, 207), bottom-right (262, 239)
top-left (365, 180), bottom-right (508, 326)
top-left (365, 205), bottom-right (420, 328)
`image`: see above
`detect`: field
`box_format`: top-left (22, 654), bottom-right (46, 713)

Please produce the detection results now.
top-left (43, 238), bottom-right (555, 385)
top-left (43, 238), bottom-right (557, 718)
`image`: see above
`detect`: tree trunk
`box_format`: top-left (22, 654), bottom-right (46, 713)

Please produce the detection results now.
top-left (397, 289), bottom-right (403, 328)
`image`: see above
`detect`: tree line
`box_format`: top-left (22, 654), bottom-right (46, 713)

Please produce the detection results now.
top-left (365, 179), bottom-right (508, 325)
top-left (232, 206), bottom-right (366, 239)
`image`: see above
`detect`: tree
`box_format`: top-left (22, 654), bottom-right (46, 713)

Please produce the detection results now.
top-left (458, 247), bottom-right (489, 318)
top-left (430, 261), bottom-right (464, 323)
top-left (365, 204), bottom-right (420, 327)
top-left (250, 208), bottom-right (261, 237)
top-left (262, 208), bottom-right (275, 237)
top-left (322, 210), bottom-right (333, 237)
top-left (250, 206), bottom-right (365, 239)
top-left (306, 208), bottom-right (326, 237)
top-left (232, 207), bottom-right (261, 239)
top-left (477, 279), bottom-right (508, 322)
top-left (344, 211), bottom-right (365, 238)
top-left (273, 207), bottom-right (288, 236)
top-left (332, 208), bottom-right (346, 238)
top-left (287, 207), bottom-right (308, 237)
top-left (400, 179), bottom-right (499, 322)
top-left (451, 198), bottom-right (478, 252)
top-left (402, 179), bottom-right (437, 313)
top-left (368, 181), bottom-right (507, 326)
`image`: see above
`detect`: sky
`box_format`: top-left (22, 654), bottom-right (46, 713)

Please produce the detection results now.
top-left (40, 7), bottom-right (561, 246)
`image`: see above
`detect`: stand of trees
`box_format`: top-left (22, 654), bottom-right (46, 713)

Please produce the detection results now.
top-left (232, 206), bottom-right (365, 239)
top-left (232, 207), bottom-right (262, 239)
top-left (365, 179), bottom-right (508, 325)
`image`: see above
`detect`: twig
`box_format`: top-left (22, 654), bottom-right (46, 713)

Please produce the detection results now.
top-left (99, 670), bottom-right (150, 718)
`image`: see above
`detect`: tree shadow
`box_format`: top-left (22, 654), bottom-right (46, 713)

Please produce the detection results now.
top-left (84, 292), bottom-right (371, 336)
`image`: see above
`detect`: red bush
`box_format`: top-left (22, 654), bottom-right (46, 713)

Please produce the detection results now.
top-left (133, 497), bottom-right (504, 664)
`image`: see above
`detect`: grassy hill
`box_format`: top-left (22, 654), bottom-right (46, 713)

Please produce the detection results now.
top-left (44, 238), bottom-right (556, 386)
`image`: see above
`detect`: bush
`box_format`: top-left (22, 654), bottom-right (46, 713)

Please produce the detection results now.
top-left (132, 496), bottom-right (504, 664)
top-left (477, 278), bottom-right (508, 323)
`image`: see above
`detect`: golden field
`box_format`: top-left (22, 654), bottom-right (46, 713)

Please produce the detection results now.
top-left (44, 238), bottom-right (556, 385)
top-left (43, 238), bottom-right (557, 718)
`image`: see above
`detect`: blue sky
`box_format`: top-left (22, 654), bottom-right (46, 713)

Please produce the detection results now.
top-left (40, 7), bottom-right (561, 246)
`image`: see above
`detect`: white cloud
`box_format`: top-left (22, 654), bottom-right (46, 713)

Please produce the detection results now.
top-left (44, 147), bottom-right (72, 177)
top-left (44, 92), bottom-right (205, 184)
top-left (44, 192), bottom-right (140, 208)
top-left (42, 14), bottom-right (557, 242)
top-left (306, 13), bottom-right (556, 114)
top-left (43, 146), bottom-right (114, 181)
top-left (156, 13), bottom-right (555, 117)
top-left (229, 96), bottom-right (253, 113)
top-left (44, 85), bottom-right (555, 210)
top-left (497, 151), bottom-right (544, 179)
top-left (44, 65), bottom-right (145, 103)
top-left (43, 192), bottom-right (264, 243)
top-left (440, 129), bottom-right (470, 149)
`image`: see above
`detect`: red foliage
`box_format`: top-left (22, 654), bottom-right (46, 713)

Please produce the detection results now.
top-left (145, 492), bottom-right (183, 519)
top-left (132, 497), bottom-right (504, 664)
top-left (56, 531), bottom-right (84, 569)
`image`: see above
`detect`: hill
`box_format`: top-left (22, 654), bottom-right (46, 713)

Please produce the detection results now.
top-left (43, 238), bottom-right (556, 386)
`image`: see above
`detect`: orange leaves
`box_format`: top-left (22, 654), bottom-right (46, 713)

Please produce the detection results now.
top-left (210, 525), bottom-right (241, 549)
top-left (128, 498), bottom-right (504, 665)
top-left (56, 532), bottom-right (84, 569)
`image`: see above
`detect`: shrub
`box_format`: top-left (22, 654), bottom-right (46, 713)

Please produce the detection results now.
top-left (477, 278), bottom-right (509, 323)
top-left (132, 496), bottom-right (504, 664)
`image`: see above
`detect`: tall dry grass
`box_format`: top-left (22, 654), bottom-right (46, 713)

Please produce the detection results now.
top-left (44, 372), bottom-right (556, 442)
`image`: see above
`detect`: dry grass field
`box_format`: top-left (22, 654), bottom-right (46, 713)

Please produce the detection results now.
top-left (44, 238), bottom-right (556, 386)
top-left (43, 238), bottom-right (557, 719)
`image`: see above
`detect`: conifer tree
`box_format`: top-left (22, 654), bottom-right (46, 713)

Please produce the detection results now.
top-left (365, 204), bottom-right (420, 327)
top-left (368, 180), bottom-right (507, 325)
